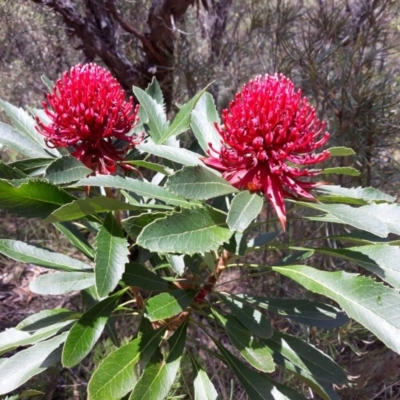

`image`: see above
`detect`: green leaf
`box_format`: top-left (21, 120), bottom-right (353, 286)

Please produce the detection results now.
top-left (0, 161), bottom-right (27, 179)
top-left (299, 202), bottom-right (388, 237)
top-left (132, 86), bottom-right (169, 142)
top-left (190, 92), bottom-right (221, 153)
top-left (166, 166), bottom-right (238, 200)
top-left (122, 212), bottom-right (167, 240)
top-left (145, 77), bottom-right (165, 106)
top-left (9, 158), bottom-right (54, 176)
top-left (272, 265), bottom-right (400, 353)
top-left (55, 222), bottom-right (95, 259)
top-left (125, 160), bottom-right (173, 175)
top-left (145, 290), bottom-right (196, 322)
top-left (213, 311), bottom-right (275, 373)
top-left (237, 295), bottom-right (349, 328)
top-left (30, 271), bottom-right (95, 295)
top-left (0, 239), bottom-right (92, 271)
top-left (45, 156), bottom-right (92, 184)
top-left (88, 327), bottom-right (165, 400)
top-left (122, 262), bottom-right (170, 291)
top-left (41, 75), bottom-right (54, 91)
top-left (220, 294), bottom-right (272, 339)
top-left (137, 143), bottom-right (203, 166)
top-left (166, 254), bottom-right (185, 275)
top-left (264, 331), bottom-right (347, 385)
top-left (137, 207), bottom-right (233, 255)
top-left (214, 339), bottom-right (307, 400)
top-left (0, 179), bottom-right (75, 219)
top-left (317, 185), bottom-right (395, 203)
top-left (321, 167), bottom-right (360, 176)
top-left (16, 309), bottom-right (78, 331)
top-left (0, 320), bottom-right (73, 356)
top-left (0, 121), bottom-right (54, 159)
top-left (62, 289), bottom-right (126, 367)
top-left (227, 191), bottom-right (264, 232)
top-left (95, 213), bottom-right (129, 298)
top-left (327, 146), bottom-right (355, 156)
top-left (158, 87), bottom-right (210, 144)
top-left (361, 203), bottom-right (400, 235)
top-left (129, 319), bottom-right (188, 400)
top-left (75, 175), bottom-right (191, 208)
top-left (0, 332), bottom-right (67, 395)
top-left (44, 197), bottom-right (171, 224)
top-left (0, 98), bottom-right (59, 156)
top-left (317, 245), bottom-right (400, 289)
top-left (189, 352), bottom-right (221, 400)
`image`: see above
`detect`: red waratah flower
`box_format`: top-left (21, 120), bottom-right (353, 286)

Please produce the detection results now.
top-left (36, 63), bottom-right (143, 175)
top-left (202, 74), bottom-right (330, 229)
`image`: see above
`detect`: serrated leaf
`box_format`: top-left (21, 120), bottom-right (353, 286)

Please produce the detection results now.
top-left (95, 213), bottom-right (129, 298)
top-left (0, 179), bottom-right (75, 219)
top-left (55, 222), bottom-right (95, 259)
top-left (44, 197), bottom-right (171, 224)
top-left (30, 271), bottom-right (95, 295)
top-left (189, 352), bottom-right (221, 400)
top-left (88, 327), bottom-right (165, 400)
top-left (137, 207), bottom-right (233, 255)
top-left (122, 212), bottom-right (167, 240)
top-left (237, 295), bottom-right (348, 328)
top-left (227, 191), bottom-right (264, 232)
top-left (137, 142), bottom-right (203, 166)
top-left (264, 331), bottom-right (347, 385)
top-left (272, 265), bottom-right (400, 353)
top-left (122, 262), bottom-right (170, 291)
top-left (45, 156), bottom-right (92, 184)
top-left (129, 320), bottom-right (188, 400)
top-left (321, 167), bottom-right (360, 176)
top-left (317, 245), bottom-right (400, 289)
top-left (145, 77), bottom-right (165, 106)
top-left (158, 87), bottom-right (210, 144)
top-left (125, 160), bottom-right (173, 175)
top-left (9, 158), bottom-right (54, 176)
top-left (0, 332), bottom-right (67, 395)
top-left (327, 146), bottom-right (355, 156)
top-left (0, 320), bottom-right (73, 356)
top-left (361, 203), bottom-right (400, 235)
top-left (0, 98), bottom-right (59, 156)
top-left (0, 121), bottom-right (54, 159)
top-left (0, 240), bottom-right (92, 271)
top-left (132, 86), bottom-right (169, 141)
top-left (166, 166), bottom-right (238, 199)
top-left (75, 175), bottom-right (191, 208)
top-left (145, 290), bottom-right (196, 321)
top-left (220, 294), bottom-right (272, 339)
top-left (317, 185), bottom-right (395, 203)
top-left (190, 92), bottom-right (221, 153)
top-left (214, 339), bottom-right (307, 400)
top-left (213, 311), bottom-right (275, 372)
top-left (62, 289), bottom-right (126, 367)
top-left (299, 202), bottom-right (388, 237)
top-left (0, 161), bottom-right (27, 179)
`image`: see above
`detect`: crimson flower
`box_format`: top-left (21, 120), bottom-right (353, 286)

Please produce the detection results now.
top-left (203, 74), bottom-right (330, 229)
top-left (36, 63), bottom-right (143, 175)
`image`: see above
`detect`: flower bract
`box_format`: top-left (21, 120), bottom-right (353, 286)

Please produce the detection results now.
top-left (36, 63), bottom-right (142, 175)
top-left (203, 74), bottom-right (330, 229)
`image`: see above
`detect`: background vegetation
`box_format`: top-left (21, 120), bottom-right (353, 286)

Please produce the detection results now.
top-left (1, 0), bottom-right (400, 398)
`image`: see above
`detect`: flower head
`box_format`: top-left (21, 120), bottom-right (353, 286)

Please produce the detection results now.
top-left (36, 63), bottom-right (143, 175)
top-left (203, 74), bottom-right (330, 229)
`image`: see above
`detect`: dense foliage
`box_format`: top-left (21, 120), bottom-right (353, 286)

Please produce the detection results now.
top-left (1, 65), bottom-right (400, 399)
